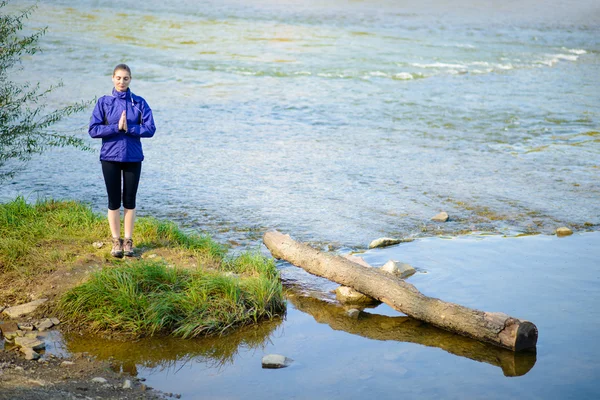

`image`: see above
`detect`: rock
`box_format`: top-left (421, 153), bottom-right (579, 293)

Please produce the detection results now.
top-left (14, 336), bottom-right (46, 351)
top-left (50, 317), bottom-right (60, 326)
top-left (61, 361), bottom-right (75, 366)
top-left (146, 254), bottom-right (158, 259)
top-left (0, 306), bottom-right (4, 313)
top-left (18, 322), bottom-right (34, 331)
top-left (35, 319), bottom-right (54, 331)
top-left (556, 227), bottom-right (573, 236)
top-left (369, 237), bottom-right (402, 249)
top-left (261, 354), bottom-right (293, 369)
top-left (381, 260), bottom-right (416, 279)
top-left (0, 321), bottom-right (19, 338)
top-left (431, 212), bottom-right (449, 222)
top-left (335, 286), bottom-right (379, 306)
top-left (20, 347), bottom-right (40, 361)
top-left (92, 241), bottom-right (104, 249)
top-left (91, 377), bottom-right (108, 384)
top-left (343, 254), bottom-right (372, 268)
top-left (346, 308), bottom-right (361, 319)
top-left (2, 299), bottom-right (48, 318)
top-left (123, 379), bottom-right (132, 389)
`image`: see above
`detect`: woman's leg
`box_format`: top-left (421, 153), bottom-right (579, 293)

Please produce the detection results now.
top-left (122, 162), bottom-right (142, 256)
top-left (101, 161), bottom-right (123, 238)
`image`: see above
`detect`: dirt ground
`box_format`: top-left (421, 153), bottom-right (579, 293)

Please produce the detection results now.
top-left (0, 247), bottom-right (191, 400)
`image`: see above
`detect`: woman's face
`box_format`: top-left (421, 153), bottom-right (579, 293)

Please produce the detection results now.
top-left (112, 69), bottom-right (131, 92)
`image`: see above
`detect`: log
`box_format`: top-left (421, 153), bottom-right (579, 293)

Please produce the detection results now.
top-left (263, 230), bottom-right (538, 351)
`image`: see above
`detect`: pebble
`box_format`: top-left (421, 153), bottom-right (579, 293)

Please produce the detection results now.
top-left (123, 379), bottom-right (132, 389)
top-left (381, 260), bottom-right (416, 279)
top-left (556, 227), bottom-right (573, 236)
top-left (431, 211), bottom-right (449, 222)
top-left (92, 241), bottom-right (104, 249)
top-left (368, 237), bottom-right (402, 249)
top-left (61, 361), bottom-right (75, 366)
top-left (91, 377), bottom-right (108, 384)
top-left (50, 317), bottom-right (60, 325)
top-left (261, 354), bottom-right (293, 369)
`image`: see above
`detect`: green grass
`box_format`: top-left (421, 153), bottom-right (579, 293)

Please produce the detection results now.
top-left (59, 259), bottom-right (284, 338)
top-left (0, 196), bottom-right (285, 337)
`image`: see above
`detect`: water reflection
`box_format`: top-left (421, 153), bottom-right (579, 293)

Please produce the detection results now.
top-left (62, 317), bottom-right (283, 375)
top-left (287, 292), bottom-right (536, 377)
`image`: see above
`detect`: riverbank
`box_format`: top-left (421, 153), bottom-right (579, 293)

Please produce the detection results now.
top-left (0, 197), bottom-right (284, 399)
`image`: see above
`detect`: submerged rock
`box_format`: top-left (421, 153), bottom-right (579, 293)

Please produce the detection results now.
top-left (343, 254), bottom-right (372, 268)
top-left (369, 237), bottom-right (402, 249)
top-left (3, 299), bottom-right (48, 318)
top-left (556, 227), bottom-right (573, 236)
top-left (262, 354), bottom-right (293, 369)
top-left (381, 260), bottom-right (416, 279)
top-left (335, 286), bottom-right (378, 306)
top-left (431, 212), bottom-right (449, 222)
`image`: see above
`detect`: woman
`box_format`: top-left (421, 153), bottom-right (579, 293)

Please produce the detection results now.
top-left (89, 64), bottom-right (156, 257)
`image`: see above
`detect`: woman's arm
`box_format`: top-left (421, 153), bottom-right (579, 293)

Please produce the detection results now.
top-left (88, 99), bottom-right (120, 139)
top-left (126, 99), bottom-right (156, 138)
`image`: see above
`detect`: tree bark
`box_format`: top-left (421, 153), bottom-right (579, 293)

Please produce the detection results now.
top-left (264, 230), bottom-right (537, 351)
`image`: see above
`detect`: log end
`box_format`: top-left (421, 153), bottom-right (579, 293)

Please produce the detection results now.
top-left (514, 321), bottom-right (538, 351)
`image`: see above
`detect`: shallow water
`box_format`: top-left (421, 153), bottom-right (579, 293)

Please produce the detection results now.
top-left (24, 232), bottom-right (600, 399)
top-left (2, 0), bottom-right (599, 248)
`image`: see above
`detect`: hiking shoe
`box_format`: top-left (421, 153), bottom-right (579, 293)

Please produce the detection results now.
top-left (123, 238), bottom-right (134, 257)
top-left (111, 237), bottom-right (124, 258)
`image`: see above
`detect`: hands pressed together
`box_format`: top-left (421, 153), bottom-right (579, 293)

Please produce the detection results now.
top-left (118, 110), bottom-right (128, 131)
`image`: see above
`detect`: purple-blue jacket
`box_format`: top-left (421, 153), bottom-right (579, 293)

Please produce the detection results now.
top-left (89, 88), bottom-right (156, 162)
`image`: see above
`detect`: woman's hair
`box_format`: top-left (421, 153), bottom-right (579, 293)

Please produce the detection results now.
top-left (113, 63), bottom-right (131, 76)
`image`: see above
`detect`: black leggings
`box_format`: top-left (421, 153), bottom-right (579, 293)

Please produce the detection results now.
top-left (101, 161), bottom-right (142, 210)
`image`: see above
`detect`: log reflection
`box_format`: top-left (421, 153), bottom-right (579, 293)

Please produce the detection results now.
top-left (288, 292), bottom-right (536, 377)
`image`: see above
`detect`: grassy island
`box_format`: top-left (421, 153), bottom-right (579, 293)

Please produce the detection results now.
top-left (0, 197), bottom-right (285, 338)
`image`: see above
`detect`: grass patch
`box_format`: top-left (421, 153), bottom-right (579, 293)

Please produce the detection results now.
top-left (59, 259), bottom-right (284, 338)
top-left (0, 197), bottom-right (285, 337)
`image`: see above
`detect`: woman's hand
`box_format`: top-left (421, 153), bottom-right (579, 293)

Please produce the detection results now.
top-left (118, 110), bottom-right (128, 131)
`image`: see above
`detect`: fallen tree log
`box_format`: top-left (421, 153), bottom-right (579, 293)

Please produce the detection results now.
top-left (263, 230), bottom-right (537, 351)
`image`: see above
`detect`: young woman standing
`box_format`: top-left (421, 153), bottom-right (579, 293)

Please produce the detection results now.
top-left (89, 64), bottom-right (156, 257)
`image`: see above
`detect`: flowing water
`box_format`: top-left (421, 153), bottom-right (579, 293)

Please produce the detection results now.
top-left (1, 1), bottom-right (600, 398)
top-left (2, 0), bottom-right (599, 248)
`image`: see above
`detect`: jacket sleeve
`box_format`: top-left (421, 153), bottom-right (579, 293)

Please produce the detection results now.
top-left (88, 99), bottom-right (120, 139)
top-left (127, 99), bottom-right (156, 138)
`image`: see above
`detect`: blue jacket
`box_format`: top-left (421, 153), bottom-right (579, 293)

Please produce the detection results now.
top-left (89, 88), bottom-right (156, 162)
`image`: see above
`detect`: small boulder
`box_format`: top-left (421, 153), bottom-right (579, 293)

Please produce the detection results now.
top-left (335, 286), bottom-right (379, 306)
top-left (20, 347), bottom-right (40, 361)
top-left (381, 260), bottom-right (416, 279)
top-left (91, 377), bottom-right (108, 384)
top-left (343, 254), bottom-right (372, 268)
top-left (261, 354), bottom-right (293, 369)
top-left (35, 319), bottom-right (55, 332)
top-left (50, 317), bottom-right (60, 326)
top-left (556, 227), bottom-right (573, 236)
top-left (14, 336), bottom-right (46, 351)
top-left (0, 321), bottom-right (19, 338)
top-left (369, 237), bottom-right (402, 249)
top-left (431, 212), bottom-right (449, 222)
top-left (18, 322), bottom-right (34, 331)
top-left (3, 299), bottom-right (48, 318)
